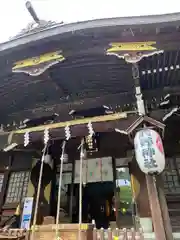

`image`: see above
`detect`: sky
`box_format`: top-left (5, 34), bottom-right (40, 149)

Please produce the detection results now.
top-left (0, 0), bottom-right (180, 43)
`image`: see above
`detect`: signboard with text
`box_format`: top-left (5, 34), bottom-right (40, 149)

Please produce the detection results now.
top-left (20, 197), bottom-right (34, 230)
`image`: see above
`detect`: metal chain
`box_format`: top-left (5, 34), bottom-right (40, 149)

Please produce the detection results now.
top-left (132, 63), bottom-right (145, 115)
top-left (132, 63), bottom-right (139, 80)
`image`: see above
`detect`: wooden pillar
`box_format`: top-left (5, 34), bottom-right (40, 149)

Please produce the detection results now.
top-left (130, 156), bottom-right (167, 239)
top-left (129, 159), bottom-right (151, 220)
top-left (156, 175), bottom-right (173, 240)
top-left (145, 175), bottom-right (166, 240)
top-left (112, 157), bottom-right (120, 227)
top-left (0, 153), bottom-right (13, 211)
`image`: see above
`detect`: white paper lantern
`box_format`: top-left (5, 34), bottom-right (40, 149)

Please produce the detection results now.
top-left (134, 129), bottom-right (165, 175)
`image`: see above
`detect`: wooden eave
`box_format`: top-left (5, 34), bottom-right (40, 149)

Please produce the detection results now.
top-left (0, 13), bottom-right (180, 126)
top-left (1, 12), bottom-right (180, 54)
top-left (1, 13), bottom-right (180, 61)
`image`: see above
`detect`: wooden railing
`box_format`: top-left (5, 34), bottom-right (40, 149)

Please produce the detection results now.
top-left (0, 229), bottom-right (27, 239)
top-left (93, 228), bottom-right (144, 240)
top-left (0, 227), bottom-right (144, 240)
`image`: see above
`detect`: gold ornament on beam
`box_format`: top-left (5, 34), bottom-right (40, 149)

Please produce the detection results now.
top-left (106, 41), bottom-right (164, 63)
top-left (12, 51), bottom-right (65, 76)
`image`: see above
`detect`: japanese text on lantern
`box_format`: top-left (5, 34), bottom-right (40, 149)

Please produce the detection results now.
top-left (139, 130), bottom-right (158, 169)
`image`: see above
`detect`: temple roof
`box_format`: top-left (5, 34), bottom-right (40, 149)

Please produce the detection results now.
top-left (1, 12), bottom-right (180, 52)
top-left (1, 13), bottom-right (180, 126)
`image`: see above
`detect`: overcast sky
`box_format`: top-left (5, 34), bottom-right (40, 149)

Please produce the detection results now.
top-left (0, 0), bottom-right (180, 43)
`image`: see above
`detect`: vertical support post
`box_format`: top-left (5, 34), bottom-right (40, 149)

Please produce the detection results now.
top-left (132, 62), bottom-right (166, 239)
top-left (78, 138), bottom-right (84, 240)
top-left (146, 175), bottom-right (166, 239)
top-left (49, 153), bottom-right (57, 219)
top-left (0, 153), bottom-right (13, 212)
top-left (129, 159), bottom-right (150, 231)
top-left (31, 144), bottom-right (48, 240)
top-left (69, 157), bottom-right (75, 222)
top-left (112, 157), bottom-right (120, 227)
top-left (156, 175), bottom-right (173, 240)
top-left (55, 140), bottom-right (67, 240)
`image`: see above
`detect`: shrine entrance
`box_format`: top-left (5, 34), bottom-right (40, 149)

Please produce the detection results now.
top-left (70, 159), bottom-right (134, 229)
top-left (82, 182), bottom-right (114, 228)
top-left (71, 157), bottom-right (115, 228)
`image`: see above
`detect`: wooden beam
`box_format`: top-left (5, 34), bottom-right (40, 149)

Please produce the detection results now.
top-left (5, 92), bottom-right (135, 124)
top-left (14, 113), bottom-right (127, 134)
top-left (10, 117), bottom-right (135, 147)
